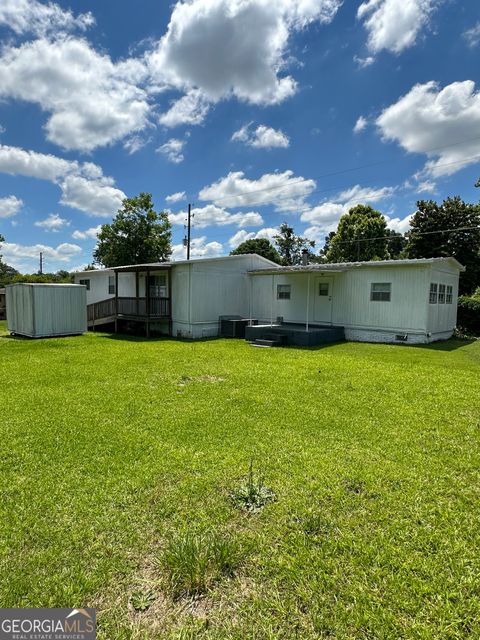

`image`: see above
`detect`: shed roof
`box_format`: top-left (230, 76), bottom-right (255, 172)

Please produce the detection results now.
top-left (248, 257), bottom-right (465, 275)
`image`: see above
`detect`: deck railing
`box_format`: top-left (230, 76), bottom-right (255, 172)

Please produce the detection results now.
top-left (87, 296), bottom-right (171, 323)
top-left (117, 296), bottom-right (170, 318)
top-left (87, 297), bottom-right (116, 323)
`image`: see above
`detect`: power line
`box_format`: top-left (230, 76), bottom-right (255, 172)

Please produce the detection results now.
top-left (322, 225), bottom-right (480, 247)
top-left (203, 153), bottom-right (480, 209)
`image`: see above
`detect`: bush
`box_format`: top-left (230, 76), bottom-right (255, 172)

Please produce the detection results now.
top-left (457, 296), bottom-right (480, 336)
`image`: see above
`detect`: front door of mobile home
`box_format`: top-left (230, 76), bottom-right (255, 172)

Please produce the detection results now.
top-left (314, 277), bottom-right (333, 324)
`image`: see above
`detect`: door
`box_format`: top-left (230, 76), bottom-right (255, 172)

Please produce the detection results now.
top-left (314, 277), bottom-right (333, 324)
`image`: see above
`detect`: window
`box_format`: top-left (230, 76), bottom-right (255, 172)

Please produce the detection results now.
top-left (149, 274), bottom-right (167, 297)
top-left (277, 284), bottom-right (291, 300)
top-left (438, 284), bottom-right (446, 304)
top-left (446, 285), bottom-right (453, 304)
top-left (319, 283), bottom-right (329, 296)
top-left (429, 283), bottom-right (438, 304)
top-left (79, 278), bottom-right (90, 291)
top-left (108, 276), bottom-right (115, 295)
top-left (370, 282), bottom-right (391, 302)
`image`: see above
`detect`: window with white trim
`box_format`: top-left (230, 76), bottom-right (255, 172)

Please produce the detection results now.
top-left (79, 278), bottom-right (90, 291)
top-left (446, 285), bottom-right (453, 304)
top-left (438, 284), bottom-right (446, 304)
top-left (370, 282), bottom-right (391, 302)
top-left (429, 283), bottom-right (438, 304)
top-left (277, 284), bottom-right (291, 300)
top-left (108, 275), bottom-right (115, 295)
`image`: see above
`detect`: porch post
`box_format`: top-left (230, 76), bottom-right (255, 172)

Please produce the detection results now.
top-left (306, 273), bottom-right (311, 332)
top-left (114, 270), bottom-right (119, 333)
top-left (270, 274), bottom-right (274, 327)
top-left (146, 267), bottom-right (150, 338)
top-left (168, 267), bottom-right (172, 336)
top-left (135, 271), bottom-right (139, 316)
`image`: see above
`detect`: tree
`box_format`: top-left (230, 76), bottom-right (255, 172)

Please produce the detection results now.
top-left (230, 238), bottom-right (282, 264)
top-left (274, 223), bottom-right (315, 265)
top-left (325, 204), bottom-right (389, 263)
top-left (404, 196), bottom-right (480, 295)
top-left (93, 193), bottom-right (172, 267)
top-left (385, 228), bottom-right (406, 259)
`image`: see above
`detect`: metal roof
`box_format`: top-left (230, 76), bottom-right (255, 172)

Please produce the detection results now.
top-left (248, 257), bottom-right (465, 275)
top-left (74, 253), bottom-right (279, 274)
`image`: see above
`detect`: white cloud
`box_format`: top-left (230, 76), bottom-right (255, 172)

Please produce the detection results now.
top-left (123, 135), bottom-right (151, 155)
top-left (385, 213), bottom-right (413, 234)
top-left (416, 180), bottom-right (437, 193)
top-left (169, 204), bottom-right (263, 229)
top-left (72, 226), bottom-right (102, 241)
top-left (376, 80), bottom-right (480, 176)
top-left (337, 184), bottom-right (396, 206)
top-left (0, 37), bottom-right (150, 152)
top-left (354, 54), bottom-right (375, 68)
top-left (463, 22), bottom-right (480, 49)
top-left (0, 195), bottom-right (23, 218)
top-left (0, 144), bottom-right (77, 182)
top-left (357, 0), bottom-right (439, 55)
top-left (300, 184), bottom-right (396, 229)
top-left (59, 176), bottom-right (125, 217)
top-left (199, 170), bottom-right (316, 212)
top-left (228, 227), bottom-right (279, 248)
top-left (172, 235), bottom-right (223, 260)
top-left (148, 0), bottom-right (341, 108)
top-left (159, 89), bottom-right (210, 127)
top-left (232, 123), bottom-right (290, 148)
top-left (2, 241), bottom-right (82, 269)
top-left (0, 0), bottom-right (94, 37)
top-left (0, 144), bottom-right (126, 217)
top-left (34, 213), bottom-right (70, 232)
top-left (157, 138), bottom-right (186, 163)
top-left (353, 115), bottom-right (368, 133)
top-left (166, 191), bottom-right (186, 203)
top-left (300, 202), bottom-right (345, 229)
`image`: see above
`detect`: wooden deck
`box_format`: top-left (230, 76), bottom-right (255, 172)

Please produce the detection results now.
top-left (87, 296), bottom-right (171, 334)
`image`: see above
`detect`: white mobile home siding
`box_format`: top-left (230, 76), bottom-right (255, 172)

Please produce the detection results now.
top-left (6, 284), bottom-right (87, 337)
top-left (426, 264), bottom-right (459, 339)
top-left (172, 254), bottom-right (270, 338)
top-left (250, 262), bottom-right (460, 344)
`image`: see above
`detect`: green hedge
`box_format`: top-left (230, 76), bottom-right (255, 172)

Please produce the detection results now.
top-left (457, 296), bottom-right (480, 335)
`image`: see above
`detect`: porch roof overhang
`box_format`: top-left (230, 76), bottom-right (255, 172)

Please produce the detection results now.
top-left (112, 262), bottom-right (172, 273)
top-left (248, 267), bottom-right (347, 276)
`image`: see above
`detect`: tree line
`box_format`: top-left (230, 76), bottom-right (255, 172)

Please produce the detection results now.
top-left (1, 185), bottom-right (479, 296)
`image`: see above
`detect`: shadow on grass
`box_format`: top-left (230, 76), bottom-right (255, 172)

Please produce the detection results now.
top-left (98, 331), bottom-right (223, 344)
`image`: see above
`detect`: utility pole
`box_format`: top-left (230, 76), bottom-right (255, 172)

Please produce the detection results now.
top-left (39, 252), bottom-right (43, 275)
top-left (187, 203), bottom-right (192, 260)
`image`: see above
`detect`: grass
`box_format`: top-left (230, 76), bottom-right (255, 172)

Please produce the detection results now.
top-left (160, 530), bottom-right (241, 598)
top-left (0, 320), bottom-right (479, 638)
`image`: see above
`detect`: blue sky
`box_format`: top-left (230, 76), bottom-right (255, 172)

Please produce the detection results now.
top-left (0, 0), bottom-right (479, 272)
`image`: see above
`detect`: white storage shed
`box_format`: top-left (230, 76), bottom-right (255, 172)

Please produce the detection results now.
top-left (6, 283), bottom-right (87, 338)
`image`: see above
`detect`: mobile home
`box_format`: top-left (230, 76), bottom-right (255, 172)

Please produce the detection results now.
top-left (74, 256), bottom-right (464, 345)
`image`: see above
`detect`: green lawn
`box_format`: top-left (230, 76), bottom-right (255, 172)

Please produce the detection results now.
top-left (1, 320), bottom-right (480, 639)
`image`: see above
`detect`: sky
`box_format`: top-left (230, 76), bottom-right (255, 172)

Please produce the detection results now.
top-left (0, 0), bottom-right (479, 273)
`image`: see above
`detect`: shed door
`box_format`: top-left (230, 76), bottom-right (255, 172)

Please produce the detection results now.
top-left (314, 277), bottom-right (333, 324)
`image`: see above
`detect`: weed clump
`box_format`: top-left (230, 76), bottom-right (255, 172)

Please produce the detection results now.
top-left (230, 460), bottom-right (276, 513)
top-left (160, 531), bottom-right (241, 598)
